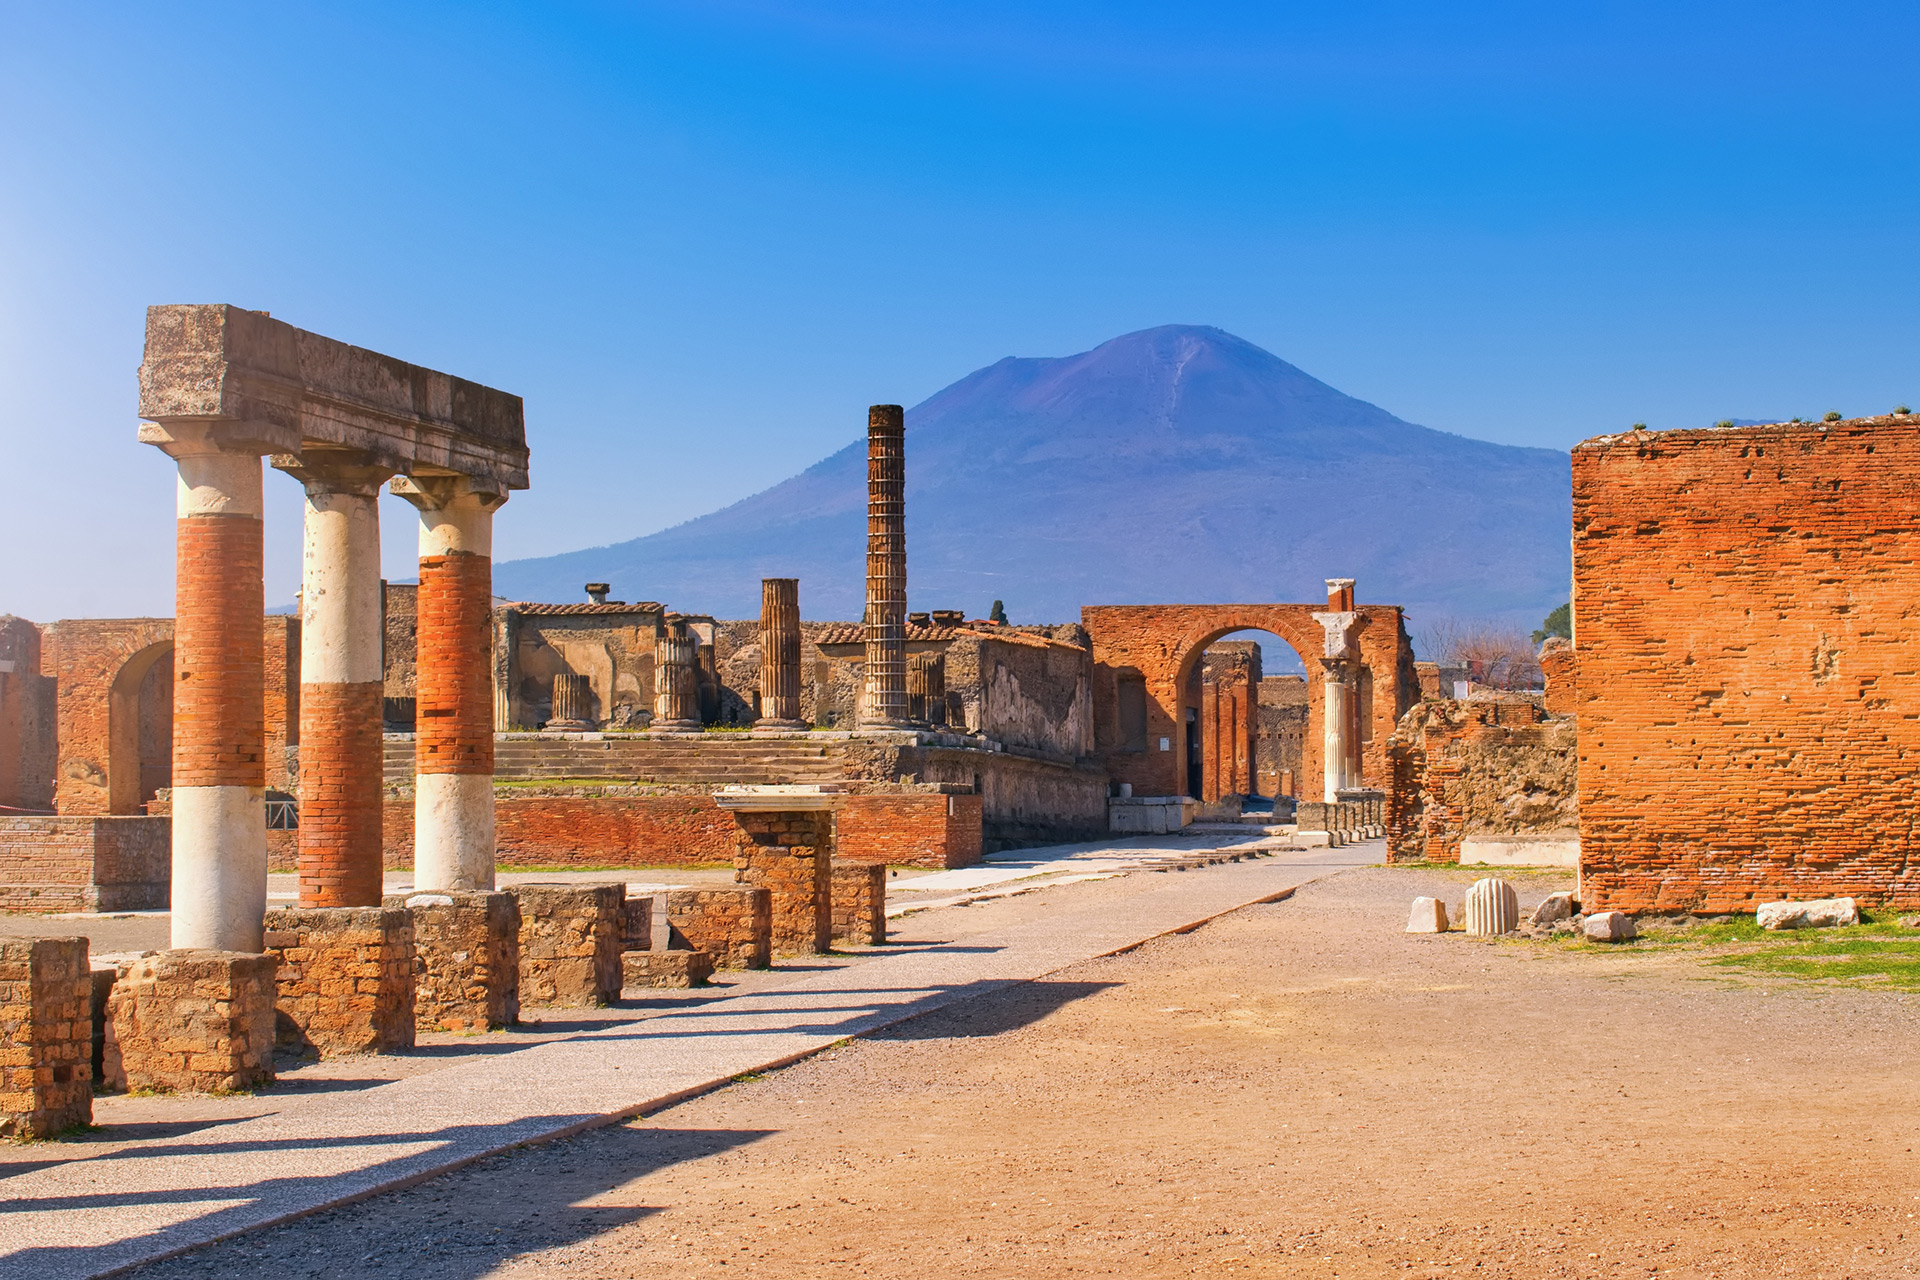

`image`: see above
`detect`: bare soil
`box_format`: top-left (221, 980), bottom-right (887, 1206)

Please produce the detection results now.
top-left (127, 865), bottom-right (1920, 1279)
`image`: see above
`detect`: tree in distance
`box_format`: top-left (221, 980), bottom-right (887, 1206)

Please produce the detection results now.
top-left (1531, 602), bottom-right (1571, 646)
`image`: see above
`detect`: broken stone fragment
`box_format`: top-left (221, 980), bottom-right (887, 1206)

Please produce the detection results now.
top-left (1756, 898), bottom-right (1859, 930)
top-left (1531, 892), bottom-right (1577, 925)
top-left (1406, 897), bottom-right (1449, 933)
top-left (1583, 911), bottom-right (1637, 942)
top-left (1464, 878), bottom-right (1519, 936)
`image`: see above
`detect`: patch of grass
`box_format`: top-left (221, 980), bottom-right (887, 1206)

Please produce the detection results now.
top-left (1529, 915), bottom-right (1920, 990)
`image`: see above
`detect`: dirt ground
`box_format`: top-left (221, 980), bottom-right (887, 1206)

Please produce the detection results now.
top-left (125, 864), bottom-right (1920, 1279)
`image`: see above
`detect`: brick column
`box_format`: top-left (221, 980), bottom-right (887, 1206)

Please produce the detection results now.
top-left (161, 431), bottom-right (268, 951)
top-left (753, 578), bottom-right (806, 731)
top-left (393, 476), bottom-right (505, 892)
top-left (280, 462), bottom-right (391, 907)
top-left (714, 789), bottom-right (840, 956)
top-left (860, 405), bottom-right (909, 727)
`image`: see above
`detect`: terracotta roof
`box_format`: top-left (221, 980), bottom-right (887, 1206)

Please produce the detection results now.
top-left (509, 602), bottom-right (664, 616)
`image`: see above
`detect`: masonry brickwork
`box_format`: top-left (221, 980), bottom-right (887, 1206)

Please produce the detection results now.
top-left (666, 886), bottom-right (772, 969)
top-left (831, 792), bottom-right (982, 868)
top-left (1195, 642), bottom-right (1260, 801)
top-left (1385, 700), bottom-right (1576, 865)
top-left (415, 553), bottom-right (495, 776)
top-left (1575, 415), bottom-right (1920, 912)
top-left (103, 950), bottom-right (279, 1094)
top-left (830, 862), bottom-right (886, 946)
top-left (0, 615), bottom-right (56, 812)
top-left (387, 891), bottom-right (520, 1030)
top-left (263, 907), bottom-right (415, 1057)
top-left (730, 810), bottom-right (833, 956)
top-left (623, 950), bottom-right (713, 988)
top-left (507, 883), bottom-right (624, 1007)
top-left (1538, 638), bottom-right (1577, 719)
top-left (1255, 675), bottom-right (1308, 798)
top-left (0, 815), bottom-right (169, 912)
top-left (295, 682), bottom-right (384, 906)
top-left (0, 937), bottom-right (92, 1137)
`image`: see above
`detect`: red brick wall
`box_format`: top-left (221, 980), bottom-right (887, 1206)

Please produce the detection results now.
top-left (263, 616), bottom-right (300, 792)
top-left (0, 815), bottom-right (169, 912)
top-left (1538, 639), bottom-right (1576, 719)
top-left (296, 682), bottom-right (383, 906)
top-left (1574, 416), bottom-right (1920, 912)
top-left (373, 791), bottom-right (979, 870)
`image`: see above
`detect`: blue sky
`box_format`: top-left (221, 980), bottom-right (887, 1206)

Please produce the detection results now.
top-left (3, 1), bottom-right (1917, 618)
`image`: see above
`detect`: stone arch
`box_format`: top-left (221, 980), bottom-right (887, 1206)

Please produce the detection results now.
top-left (108, 641), bottom-right (173, 814)
top-left (1082, 601), bottom-right (1417, 800)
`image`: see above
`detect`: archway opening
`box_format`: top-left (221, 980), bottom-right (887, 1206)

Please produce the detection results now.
top-left (108, 641), bottom-right (172, 815)
top-left (1178, 629), bottom-right (1314, 808)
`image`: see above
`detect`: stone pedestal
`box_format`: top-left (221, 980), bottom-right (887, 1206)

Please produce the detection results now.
top-left (622, 950), bottom-right (714, 989)
top-left (830, 863), bottom-right (887, 947)
top-left (104, 950), bottom-right (278, 1094)
top-left (506, 883), bottom-right (624, 1008)
top-left (387, 891), bottom-right (519, 1031)
top-left (717, 789), bottom-right (840, 957)
top-left (263, 907), bottom-right (415, 1056)
top-left (666, 886), bottom-right (772, 970)
top-left (0, 937), bottom-right (92, 1137)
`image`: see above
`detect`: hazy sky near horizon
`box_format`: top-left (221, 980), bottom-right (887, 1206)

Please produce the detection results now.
top-left (4, 1), bottom-right (1918, 619)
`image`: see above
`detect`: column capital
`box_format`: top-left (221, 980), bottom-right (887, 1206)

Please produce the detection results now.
top-left (272, 448), bottom-right (395, 497)
top-left (1310, 610), bottom-right (1361, 661)
top-left (138, 419), bottom-right (283, 462)
top-left (390, 473), bottom-right (508, 514)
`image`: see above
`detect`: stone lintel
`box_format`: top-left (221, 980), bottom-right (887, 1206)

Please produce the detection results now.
top-left (713, 785), bottom-right (845, 813)
top-left (139, 303), bottom-right (528, 491)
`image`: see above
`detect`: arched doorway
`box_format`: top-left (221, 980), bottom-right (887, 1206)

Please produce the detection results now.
top-left (108, 641), bottom-right (173, 814)
top-left (1180, 630), bottom-right (1312, 805)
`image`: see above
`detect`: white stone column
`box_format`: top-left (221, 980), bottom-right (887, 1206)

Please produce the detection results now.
top-left (164, 432), bottom-right (269, 951)
top-left (1312, 581), bottom-right (1362, 805)
top-left (393, 476), bottom-right (505, 892)
top-left (1320, 660), bottom-right (1349, 803)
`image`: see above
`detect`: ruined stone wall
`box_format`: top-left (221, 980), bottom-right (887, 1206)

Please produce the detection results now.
top-left (1197, 643), bottom-right (1259, 800)
top-left (1575, 415), bottom-right (1920, 912)
top-left (382, 582), bottom-right (418, 725)
top-left (0, 616), bottom-right (55, 811)
top-left (498, 603), bottom-right (664, 731)
top-left (1255, 675), bottom-right (1307, 798)
top-left (1385, 700), bottom-right (1576, 865)
top-left (892, 745), bottom-right (1107, 850)
top-left (941, 629), bottom-right (1094, 758)
top-left (0, 816), bottom-right (170, 912)
top-left (1538, 638), bottom-right (1577, 719)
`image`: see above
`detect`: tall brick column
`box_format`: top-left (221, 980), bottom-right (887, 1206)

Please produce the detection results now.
top-left (861, 405), bottom-right (909, 727)
top-left (754, 578), bottom-right (806, 732)
top-left (279, 460), bottom-right (391, 907)
top-left (393, 476), bottom-right (505, 892)
top-left (157, 429), bottom-right (269, 951)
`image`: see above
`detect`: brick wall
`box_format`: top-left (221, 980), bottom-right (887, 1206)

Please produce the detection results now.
top-left (1538, 638), bottom-right (1576, 719)
top-left (1574, 415), bottom-right (1920, 911)
top-left (0, 936), bottom-right (92, 1137)
top-left (0, 616), bottom-right (55, 811)
top-left (0, 816), bottom-right (169, 912)
top-left (729, 809), bottom-right (833, 956)
top-left (1385, 700), bottom-right (1576, 865)
top-left (832, 793), bottom-right (982, 868)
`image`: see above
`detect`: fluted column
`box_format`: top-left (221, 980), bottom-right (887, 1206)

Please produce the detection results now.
top-left (653, 620), bottom-right (700, 732)
top-left (549, 673), bottom-right (592, 729)
top-left (155, 428), bottom-right (268, 951)
top-left (281, 460), bottom-right (392, 908)
top-left (907, 650), bottom-right (946, 726)
top-left (860, 404), bottom-right (909, 728)
top-left (754, 578), bottom-right (806, 731)
top-left (393, 475), bottom-right (505, 892)
top-left (1313, 578), bottom-right (1361, 804)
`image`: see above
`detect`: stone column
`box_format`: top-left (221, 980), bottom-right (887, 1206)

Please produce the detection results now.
top-left (549, 673), bottom-right (592, 729)
top-left (907, 650), bottom-right (946, 726)
top-left (159, 430), bottom-right (268, 951)
top-left (393, 476), bottom-right (505, 892)
top-left (279, 461), bottom-right (391, 908)
top-left (860, 405), bottom-right (909, 727)
top-left (653, 620), bottom-right (700, 732)
top-left (1312, 578), bottom-right (1361, 805)
top-left (754, 578), bottom-right (806, 731)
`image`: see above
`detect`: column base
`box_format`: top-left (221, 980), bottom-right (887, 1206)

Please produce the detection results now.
top-left (830, 863), bottom-right (887, 947)
top-left (386, 891), bottom-right (518, 1031)
top-left (750, 719), bottom-right (810, 735)
top-left (650, 719), bottom-right (702, 735)
top-left (103, 950), bottom-right (278, 1093)
top-left (504, 883), bottom-right (624, 1008)
top-left (666, 886), bottom-right (772, 969)
top-left (263, 907), bottom-right (415, 1057)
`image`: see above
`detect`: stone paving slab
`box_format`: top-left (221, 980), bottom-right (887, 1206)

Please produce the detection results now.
top-left (0, 842), bottom-right (1380, 1280)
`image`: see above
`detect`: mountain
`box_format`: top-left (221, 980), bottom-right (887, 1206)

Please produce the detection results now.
top-left (494, 325), bottom-right (1572, 635)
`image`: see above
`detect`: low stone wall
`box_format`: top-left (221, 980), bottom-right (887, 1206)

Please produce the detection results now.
top-left (830, 863), bottom-right (886, 946)
top-left (731, 810), bottom-right (833, 957)
top-left (1385, 700), bottom-right (1577, 866)
top-left (264, 907), bottom-right (415, 1057)
top-left (104, 950), bottom-right (278, 1094)
top-left (507, 884), bottom-right (624, 1008)
top-left (0, 815), bottom-right (169, 912)
top-left (666, 886), bottom-right (771, 970)
top-left (623, 950), bottom-right (713, 988)
top-left (388, 891), bottom-right (519, 1031)
top-left (833, 792), bottom-right (981, 868)
top-left (0, 937), bottom-right (92, 1137)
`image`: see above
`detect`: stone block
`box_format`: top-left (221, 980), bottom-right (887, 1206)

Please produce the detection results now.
top-left (506, 883), bottom-right (625, 1008)
top-left (1405, 897), bottom-right (1448, 933)
top-left (1531, 892), bottom-right (1578, 925)
top-left (830, 862), bottom-right (887, 947)
top-left (386, 892), bottom-right (519, 1031)
top-left (1757, 897), bottom-right (1860, 931)
top-left (1464, 877), bottom-right (1519, 936)
top-left (1583, 911), bottom-right (1637, 943)
top-left (0, 937), bottom-right (93, 1137)
top-left (622, 950), bottom-right (714, 989)
top-left (622, 895), bottom-right (652, 952)
top-left (666, 886), bottom-right (771, 970)
top-left (103, 950), bottom-right (278, 1094)
top-left (263, 907), bottom-right (415, 1057)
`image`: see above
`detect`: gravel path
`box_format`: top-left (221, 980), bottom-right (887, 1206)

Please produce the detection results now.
top-left (110, 863), bottom-right (1920, 1279)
